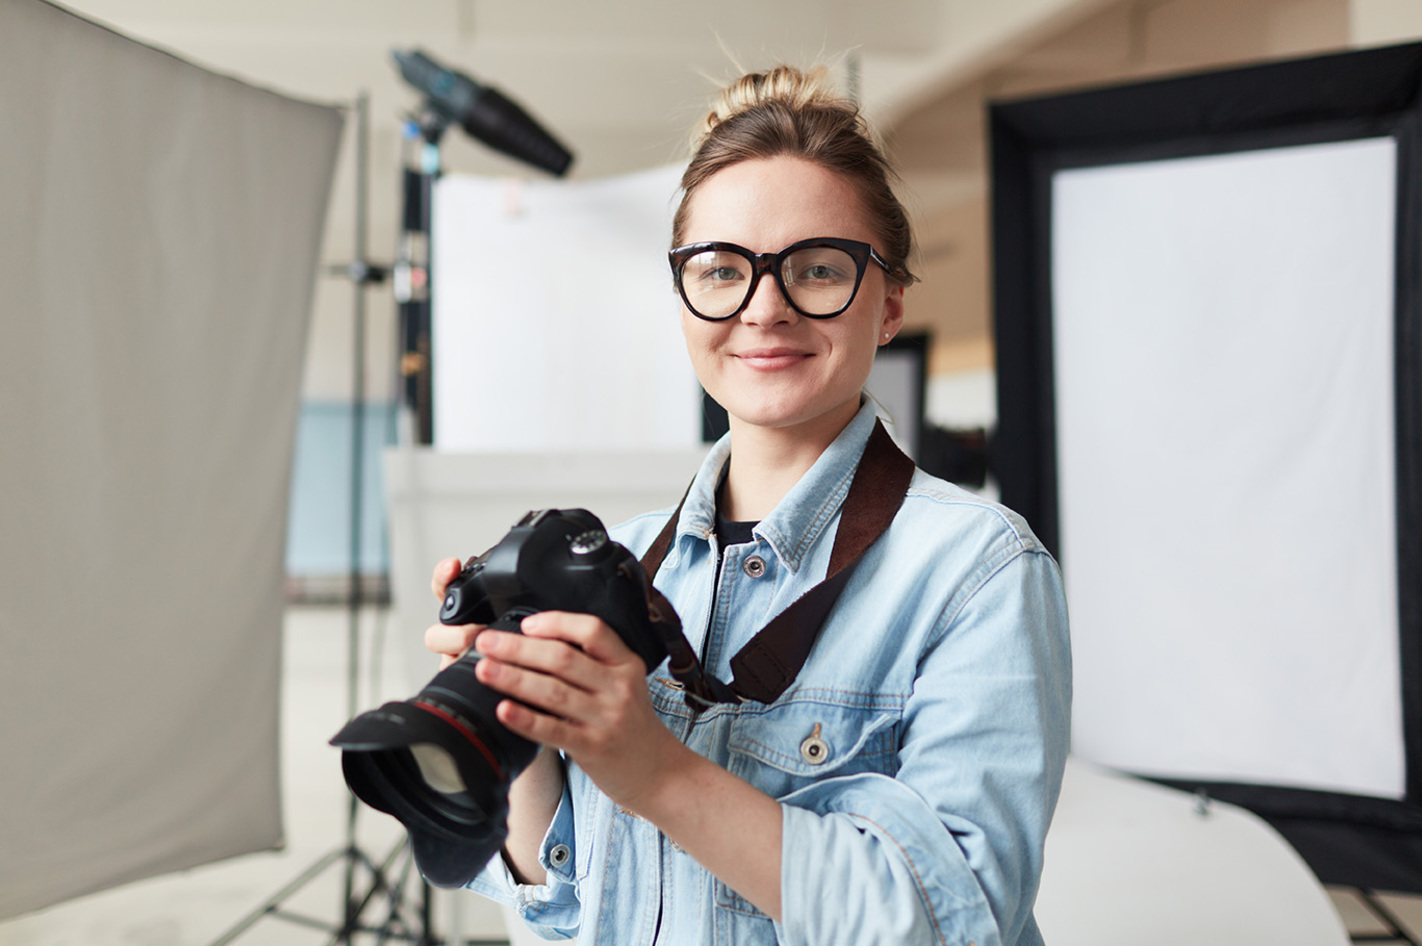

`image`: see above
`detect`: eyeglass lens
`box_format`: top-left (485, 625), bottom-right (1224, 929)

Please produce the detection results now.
top-left (679, 245), bottom-right (860, 319)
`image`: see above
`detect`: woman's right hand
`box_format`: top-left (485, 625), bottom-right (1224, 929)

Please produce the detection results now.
top-left (425, 556), bottom-right (484, 670)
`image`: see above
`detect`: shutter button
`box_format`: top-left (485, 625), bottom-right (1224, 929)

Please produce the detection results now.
top-left (548, 843), bottom-right (571, 868)
top-left (800, 723), bottom-right (829, 765)
top-left (743, 555), bottom-right (766, 578)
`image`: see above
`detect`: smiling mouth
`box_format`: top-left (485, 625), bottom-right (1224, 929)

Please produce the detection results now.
top-left (735, 349), bottom-right (811, 370)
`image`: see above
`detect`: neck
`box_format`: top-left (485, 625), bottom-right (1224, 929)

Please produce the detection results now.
top-left (719, 402), bottom-right (860, 521)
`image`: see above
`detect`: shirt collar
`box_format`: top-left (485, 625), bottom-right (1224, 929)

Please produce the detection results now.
top-left (675, 399), bottom-right (883, 573)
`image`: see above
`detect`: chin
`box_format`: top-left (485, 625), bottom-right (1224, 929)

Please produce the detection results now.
top-left (723, 393), bottom-right (861, 436)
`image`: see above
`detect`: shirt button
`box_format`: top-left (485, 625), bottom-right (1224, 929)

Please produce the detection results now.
top-left (800, 723), bottom-right (830, 765)
top-left (548, 843), bottom-right (571, 868)
top-left (743, 555), bottom-right (766, 578)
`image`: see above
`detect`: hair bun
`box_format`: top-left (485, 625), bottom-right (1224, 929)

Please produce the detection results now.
top-left (674, 61), bottom-right (917, 286)
top-left (694, 65), bottom-right (851, 147)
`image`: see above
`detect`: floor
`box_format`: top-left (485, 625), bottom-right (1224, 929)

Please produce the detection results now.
top-left (0, 605), bottom-right (511, 946)
top-left (3, 604), bottom-right (1422, 946)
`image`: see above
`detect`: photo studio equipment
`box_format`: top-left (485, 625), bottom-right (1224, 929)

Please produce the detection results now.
top-left (332, 507), bottom-right (739, 887)
top-left (990, 41), bottom-right (1422, 925)
top-left (1, 0), bottom-right (343, 927)
top-left (391, 48), bottom-right (574, 445)
top-left (215, 52), bottom-right (578, 943)
top-left (208, 93), bottom-right (440, 946)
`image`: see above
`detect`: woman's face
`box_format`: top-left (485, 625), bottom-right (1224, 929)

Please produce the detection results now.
top-left (676, 156), bottom-right (904, 443)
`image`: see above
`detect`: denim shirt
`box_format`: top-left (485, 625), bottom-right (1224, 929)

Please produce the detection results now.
top-left (468, 401), bottom-right (1072, 945)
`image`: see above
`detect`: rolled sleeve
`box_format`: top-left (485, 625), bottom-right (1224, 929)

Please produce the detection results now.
top-left (777, 549), bottom-right (1071, 946)
top-left (778, 775), bottom-right (997, 945)
top-left (464, 772), bottom-right (582, 940)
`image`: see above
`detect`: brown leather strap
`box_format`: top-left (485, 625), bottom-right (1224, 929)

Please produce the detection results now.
top-left (641, 418), bottom-right (914, 706)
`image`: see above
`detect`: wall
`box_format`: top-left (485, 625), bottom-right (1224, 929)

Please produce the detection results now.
top-left (888, 0), bottom-right (1362, 381)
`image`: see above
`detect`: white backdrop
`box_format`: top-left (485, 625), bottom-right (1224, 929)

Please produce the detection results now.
top-left (0, 0), bottom-right (342, 919)
top-left (432, 164), bottom-right (700, 451)
top-left (1053, 137), bottom-right (1403, 799)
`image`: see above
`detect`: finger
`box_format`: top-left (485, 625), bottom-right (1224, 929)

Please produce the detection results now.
top-left (430, 557), bottom-right (464, 601)
top-left (473, 628), bottom-right (605, 693)
top-left (517, 611), bottom-right (640, 665)
top-left (424, 621), bottom-right (483, 659)
top-left (490, 678), bottom-right (649, 762)
top-left (493, 696), bottom-right (579, 748)
top-left (474, 653), bottom-right (595, 721)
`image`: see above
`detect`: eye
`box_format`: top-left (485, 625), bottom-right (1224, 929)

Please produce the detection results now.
top-left (787, 251), bottom-right (853, 286)
top-left (798, 262), bottom-right (845, 281)
top-left (686, 251), bottom-right (746, 287)
top-left (783, 244), bottom-right (859, 286)
top-left (702, 265), bottom-right (744, 283)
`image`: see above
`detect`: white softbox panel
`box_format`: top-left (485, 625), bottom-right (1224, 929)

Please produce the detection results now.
top-left (0, 0), bottom-right (342, 919)
top-left (1053, 139), bottom-right (1403, 799)
top-left (431, 165), bottom-right (700, 451)
top-left (991, 43), bottom-right (1422, 890)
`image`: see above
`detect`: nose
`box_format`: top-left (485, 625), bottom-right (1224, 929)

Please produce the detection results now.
top-left (739, 270), bottom-right (796, 327)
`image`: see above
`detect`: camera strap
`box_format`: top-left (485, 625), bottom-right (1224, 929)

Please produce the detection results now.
top-left (641, 418), bottom-right (915, 706)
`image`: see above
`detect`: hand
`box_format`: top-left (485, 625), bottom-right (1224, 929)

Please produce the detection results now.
top-left (424, 556), bottom-right (482, 670)
top-left (470, 611), bottom-right (686, 809)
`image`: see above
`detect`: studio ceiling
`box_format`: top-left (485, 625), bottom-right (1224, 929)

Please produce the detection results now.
top-left (53, 0), bottom-right (1112, 184)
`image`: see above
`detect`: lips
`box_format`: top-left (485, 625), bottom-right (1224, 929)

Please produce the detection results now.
top-left (734, 347), bottom-right (812, 370)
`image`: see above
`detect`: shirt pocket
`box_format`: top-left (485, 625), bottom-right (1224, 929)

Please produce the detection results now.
top-left (716, 699), bottom-right (900, 920)
top-left (725, 698), bottom-right (900, 798)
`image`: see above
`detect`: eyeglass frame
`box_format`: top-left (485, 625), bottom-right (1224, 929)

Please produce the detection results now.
top-left (668, 236), bottom-right (894, 322)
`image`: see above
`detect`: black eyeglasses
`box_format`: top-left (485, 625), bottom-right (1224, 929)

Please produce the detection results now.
top-left (668, 237), bottom-right (892, 321)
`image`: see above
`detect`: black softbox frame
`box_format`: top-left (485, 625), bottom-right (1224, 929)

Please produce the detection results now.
top-left (990, 43), bottom-right (1422, 892)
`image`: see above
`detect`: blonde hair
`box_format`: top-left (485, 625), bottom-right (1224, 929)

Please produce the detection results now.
top-left (672, 65), bottom-right (917, 286)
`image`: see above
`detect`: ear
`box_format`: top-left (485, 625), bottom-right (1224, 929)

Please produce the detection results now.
top-left (878, 283), bottom-right (906, 345)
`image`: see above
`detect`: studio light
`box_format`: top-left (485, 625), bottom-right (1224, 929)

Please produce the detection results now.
top-left (392, 48), bottom-right (573, 176)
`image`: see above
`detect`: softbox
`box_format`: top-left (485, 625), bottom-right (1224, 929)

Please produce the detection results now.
top-left (0, 0), bottom-right (343, 919)
top-left (990, 42), bottom-right (1422, 892)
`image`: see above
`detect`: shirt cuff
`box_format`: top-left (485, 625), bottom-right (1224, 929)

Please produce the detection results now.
top-left (464, 772), bottom-right (581, 940)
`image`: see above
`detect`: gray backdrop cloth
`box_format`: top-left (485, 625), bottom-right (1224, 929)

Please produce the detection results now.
top-left (0, 0), bottom-right (343, 919)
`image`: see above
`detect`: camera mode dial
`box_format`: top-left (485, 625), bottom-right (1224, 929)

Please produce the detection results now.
top-left (569, 529), bottom-right (608, 556)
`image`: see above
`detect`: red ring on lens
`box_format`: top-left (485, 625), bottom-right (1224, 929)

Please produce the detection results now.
top-left (412, 700), bottom-right (505, 780)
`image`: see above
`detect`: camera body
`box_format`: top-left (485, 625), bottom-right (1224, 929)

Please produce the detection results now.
top-left (439, 507), bottom-right (669, 672)
top-left (331, 507), bottom-right (675, 887)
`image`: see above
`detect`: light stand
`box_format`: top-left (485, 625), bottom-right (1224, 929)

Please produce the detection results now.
top-left (389, 49), bottom-right (573, 445)
top-left (208, 91), bottom-right (433, 946)
top-left (215, 52), bottom-right (575, 943)
top-left (393, 113), bottom-right (440, 446)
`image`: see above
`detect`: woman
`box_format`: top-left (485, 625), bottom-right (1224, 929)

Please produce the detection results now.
top-left (426, 65), bottom-right (1071, 945)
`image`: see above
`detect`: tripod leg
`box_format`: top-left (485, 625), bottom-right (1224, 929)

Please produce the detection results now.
top-left (208, 849), bottom-right (345, 946)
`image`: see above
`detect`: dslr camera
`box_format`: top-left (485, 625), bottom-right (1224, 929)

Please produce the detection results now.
top-left (331, 508), bottom-right (694, 887)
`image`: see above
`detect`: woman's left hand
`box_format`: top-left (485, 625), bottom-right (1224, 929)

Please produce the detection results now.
top-left (479, 609), bottom-right (785, 920)
top-left (471, 610), bottom-right (685, 809)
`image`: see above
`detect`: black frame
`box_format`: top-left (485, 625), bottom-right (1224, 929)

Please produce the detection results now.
top-left (990, 43), bottom-right (1422, 891)
top-left (670, 236), bottom-right (891, 321)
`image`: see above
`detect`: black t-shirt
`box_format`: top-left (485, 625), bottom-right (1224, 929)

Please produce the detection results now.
top-left (714, 507), bottom-right (757, 547)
